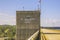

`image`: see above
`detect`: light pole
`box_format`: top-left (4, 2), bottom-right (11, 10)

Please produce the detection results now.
top-left (38, 0), bottom-right (41, 40)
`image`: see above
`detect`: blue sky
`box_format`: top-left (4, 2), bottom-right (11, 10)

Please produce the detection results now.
top-left (0, 0), bottom-right (60, 27)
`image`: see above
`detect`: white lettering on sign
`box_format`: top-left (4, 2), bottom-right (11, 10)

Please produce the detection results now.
top-left (20, 15), bottom-right (36, 23)
top-left (24, 18), bottom-right (35, 23)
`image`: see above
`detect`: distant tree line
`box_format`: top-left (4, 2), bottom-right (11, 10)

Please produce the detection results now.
top-left (0, 25), bottom-right (16, 40)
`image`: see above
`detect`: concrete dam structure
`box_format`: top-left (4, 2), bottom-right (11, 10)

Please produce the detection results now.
top-left (16, 11), bottom-right (40, 40)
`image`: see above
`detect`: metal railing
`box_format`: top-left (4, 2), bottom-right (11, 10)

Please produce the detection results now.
top-left (28, 31), bottom-right (39, 40)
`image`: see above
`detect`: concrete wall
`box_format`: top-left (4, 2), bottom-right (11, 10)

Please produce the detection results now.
top-left (16, 11), bottom-right (40, 40)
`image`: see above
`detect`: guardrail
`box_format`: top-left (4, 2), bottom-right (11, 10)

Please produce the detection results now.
top-left (28, 31), bottom-right (39, 40)
top-left (41, 32), bottom-right (60, 40)
top-left (41, 32), bottom-right (47, 40)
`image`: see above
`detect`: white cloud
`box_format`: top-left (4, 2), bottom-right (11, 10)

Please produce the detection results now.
top-left (41, 18), bottom-right (60, 27)
top-left (0, 13), bottom-right (16, 25)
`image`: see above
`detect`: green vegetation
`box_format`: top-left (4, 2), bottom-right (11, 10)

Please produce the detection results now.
top-left (0, 25), bottom-right (16, 40)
